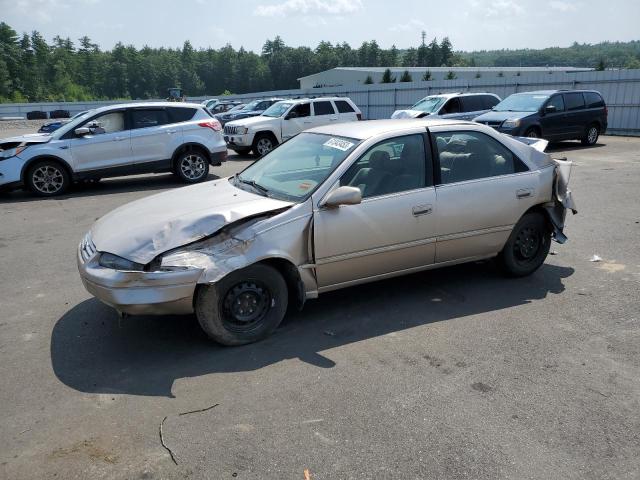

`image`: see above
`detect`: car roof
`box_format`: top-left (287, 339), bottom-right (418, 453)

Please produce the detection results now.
top-left (425, 92), bottom-right (498, 99)
top-left (307, 118), bottom-right (470, 140)
top-left (92, 102), bottom-right (203, 114)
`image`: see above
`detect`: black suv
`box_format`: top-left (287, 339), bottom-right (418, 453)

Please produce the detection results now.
top-left (474, 89), bottom-right (607, 145)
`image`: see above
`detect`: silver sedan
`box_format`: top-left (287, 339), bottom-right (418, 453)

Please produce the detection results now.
top-left (77, 119), bottom-right (576, 345)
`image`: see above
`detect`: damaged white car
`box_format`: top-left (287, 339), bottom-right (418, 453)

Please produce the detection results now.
top-left (78, 119), bottom-right (576, 345)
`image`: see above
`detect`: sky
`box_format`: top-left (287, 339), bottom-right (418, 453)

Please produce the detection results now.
top-left (1, 0), bottom-right (638, 53)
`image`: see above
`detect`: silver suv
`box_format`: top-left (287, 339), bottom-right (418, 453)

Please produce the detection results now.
top-left (0, 102), bottom-right (227, 196)
top-left (391, 92), bottom-right (501, 120)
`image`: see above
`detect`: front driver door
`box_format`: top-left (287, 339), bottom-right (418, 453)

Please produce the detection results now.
top-left (69, 110), bottom-right (132, 172)
top-left (313, 133), bottom-right (437, 290)
top-left (282, 102), bottom-right (312, 141)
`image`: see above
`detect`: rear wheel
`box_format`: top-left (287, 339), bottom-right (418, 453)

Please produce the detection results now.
top-left (174, 150), bottom-right (209, 183)
top-left (497, 212), bottom-right (551, 277)
top-left (252, 134), bottom-right (278, 157)
top-left (195, 264), bottom-right (288, 346)
top-left (26, 159), bottom-right (70, 197)
top-left (581, 124), bottom-right (599, 146)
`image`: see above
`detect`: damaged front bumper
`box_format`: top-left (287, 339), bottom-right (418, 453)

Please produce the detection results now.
top-left (545, 158), bottom-right (578, 243)
top-left (77, 244), bottom-right (203, 315)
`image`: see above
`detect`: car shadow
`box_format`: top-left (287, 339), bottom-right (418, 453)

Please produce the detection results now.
top-left (51, 262), bottom-right (574, 397)
top-left (546, 141), bottom-right (606, 153)
top-left (0, 173), bottom-right (221, 204)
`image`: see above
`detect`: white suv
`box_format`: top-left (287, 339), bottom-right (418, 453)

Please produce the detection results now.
top-left (223, 97), bottom-right (362, 156)
top-left (0, 102), bottom-right (227, 196)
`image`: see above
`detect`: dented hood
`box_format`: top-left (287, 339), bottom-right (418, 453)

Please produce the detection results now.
top-left (91, 178), bottom-right (292, 264)
top-left (0, 133), bottom-right (51, 146)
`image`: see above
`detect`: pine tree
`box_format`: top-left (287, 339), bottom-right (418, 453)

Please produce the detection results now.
top-left (399, 70), bottom-right (413, 82)
top-left (381, 68), bottom-right (396, 83)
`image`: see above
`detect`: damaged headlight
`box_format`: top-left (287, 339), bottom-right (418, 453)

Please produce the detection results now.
top-left (0, 145), bottom-right (28, 159)
top-left (502, 118), bottom-right (521, 128)
top-left (98, 252), bottom-right (145, 271)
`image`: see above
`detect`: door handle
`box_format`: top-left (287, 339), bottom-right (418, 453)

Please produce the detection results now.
top-left (516, 189), bottom-right (533, 199)
top-left (412, 204), bottom-right (433, 216)
top-left (167, 129), bottom-right (178, 134)
top-left (303, 121), bottom-right (312, 124)
top-left (114, 136), bottom-right (127, 141)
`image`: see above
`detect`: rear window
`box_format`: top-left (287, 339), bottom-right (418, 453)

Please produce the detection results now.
top-left (461, 95), bottom-right (484, 112)
top-left (313, 101), bottom-right (336, 116)
top-left (167, 107), bottom-right (197, 123)
top-left (564, 93), bottom-right (585, 111)
top-left (583, 92), bottom-right (605, 108)
top-left (130, 109), bottom-right (169, 129)
top-left (335, 100), bottom-right (355, 113)
top-left (483, 95), bottom-right (500, 109)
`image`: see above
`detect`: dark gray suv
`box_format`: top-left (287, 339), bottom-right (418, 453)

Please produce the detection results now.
top-left (474, 89), bottom-right (608, 146)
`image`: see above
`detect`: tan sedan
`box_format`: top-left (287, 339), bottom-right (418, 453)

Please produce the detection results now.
top-left (78, 119), bottom-right (576, 345)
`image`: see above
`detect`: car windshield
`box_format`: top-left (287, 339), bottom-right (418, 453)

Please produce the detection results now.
top-left (493, 93), bottom-right (550, 112)
top-left (233, 132), bottom-right (360, 202)
top-left (240, 100), bottom-right (261, 111)
top-left (411, 96), bottom-right (446, 113)
top-left (50, 110), bottom-right (95, 138)
top-left (228, 104), bottom-right (245, 112)
top-left (262, 102), bottom-right (293, 118)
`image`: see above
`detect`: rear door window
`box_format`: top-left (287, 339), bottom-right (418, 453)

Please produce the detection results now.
top-left (334, 100), bottom-right (356, 113)
top-left (167, 107), bottom-right (197, 123)
top-left (583, 92), bottom-right (605, 108)
top-left (130, 109), bottom-right (169, 129)
top-left (564, 92), bottom-right (586, 111)
top-left (461, 96), bottom-right (483, 112)
top-left (313, 101), bottom-right (336, 116)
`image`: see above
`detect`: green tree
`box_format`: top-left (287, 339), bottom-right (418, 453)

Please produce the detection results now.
top-left (381, 68), bottom-right (396, 83)
top-left (363, 75), bottom-right (374, 84)
top-left (399, 70), bottom-right (413, 82)
top-left (445, 71), bottom-right (457, 80)
top-left (422, 70), bottom-right (432, 81)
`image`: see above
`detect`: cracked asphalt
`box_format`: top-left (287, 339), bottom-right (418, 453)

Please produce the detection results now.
top-left (0, 132), bottom-right (639, 479)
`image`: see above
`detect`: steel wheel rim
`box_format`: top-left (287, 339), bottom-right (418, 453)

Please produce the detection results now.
top-left (222, 281), bottom-right (271, 333)
top-left (588, 127), bottom-right (598, 144)
top-left (180, 154), bottom-right (206, 180)
top-left (32, 165), bottom-right (64, 194)
top-left (513, 226), bottom-right (542, 263)
top-left (527, 130), bottom-right (539, 138)
top-left (256, 138), bottom-right (273, 156)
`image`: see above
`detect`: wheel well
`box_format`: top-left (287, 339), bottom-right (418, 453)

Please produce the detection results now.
top-left (253, 131), bottom-right (278, 144)
top-left (21, 156), bottom-right (72, 183)
top-left (259, 258), bottom-right (305, 310)
top-left (172, 143), bottom-right (211, 169)
top-left (524, 204), bottom-right (553, 230)
top-left (525, 125), bottom-right (542, 136)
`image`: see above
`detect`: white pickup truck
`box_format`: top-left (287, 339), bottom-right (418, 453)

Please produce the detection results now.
top-left (223, 97), bottom-right (362, 156)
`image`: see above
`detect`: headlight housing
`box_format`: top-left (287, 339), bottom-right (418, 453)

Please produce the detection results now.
top-left (0, 145), bottom-right (27, 159)
top-left (502, 118), bottom-right (521, 128)
top-left (238, 127), bottom-right (249, 135)
top-left (98, 252), bottom-right (145, 271)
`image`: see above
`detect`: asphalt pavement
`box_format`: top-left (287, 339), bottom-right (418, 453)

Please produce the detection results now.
top-left (0, 133), bottom-right (639, 479)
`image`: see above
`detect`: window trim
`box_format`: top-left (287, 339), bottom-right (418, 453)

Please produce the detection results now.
top-left (338, 132), bottom-right (433, 200)
top-left (429, 129), bottom-right (530, 187)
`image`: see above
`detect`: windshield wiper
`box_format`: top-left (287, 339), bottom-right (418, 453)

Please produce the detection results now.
top-left (236, 176), bottom-right (269, 196)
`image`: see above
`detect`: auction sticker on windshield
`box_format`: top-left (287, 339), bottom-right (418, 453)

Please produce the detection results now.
top-left (324, 138), bottom-right (354, 151)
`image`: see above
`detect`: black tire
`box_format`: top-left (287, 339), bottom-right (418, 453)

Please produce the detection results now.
top-left (581, 123), bottom-right (599, 146)
top-left (26, 159), bottom-right (70, 197)
top-left (195, 264), bottom-right (288, 346)
top-left (497, 212), bottom-right (551, 277)
top-left (173, 150), bottom-right (210, 183)
top-left (252, 133), bottom-right (278, 157)
top-left (231, 147), bottom-right (252, 156)
top-left (524, 127), bottom-right (540, 139)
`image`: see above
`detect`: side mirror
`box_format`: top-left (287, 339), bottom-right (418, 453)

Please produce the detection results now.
top-left (286, 111), bottom-right (299, 119)
top-left (544, 105), bottom-right (557, 114)
top-left (322, 186), bottom-right (362, 208)
top-left (74, 127), bottom-right (91, 136)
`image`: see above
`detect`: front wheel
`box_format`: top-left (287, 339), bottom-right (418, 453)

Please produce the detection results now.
top-left (195, 264), bottom-right (288, 346)
top-left (497, 212), bottom-right (551, 277)
top-left (174, 150), bottom-right (210, 183)
top-left (524, 127), bottom-right (540, 139)
top-left (252, 134), bottom-right (278, 157)
top-left (26, 160), bottom-right (70, 197)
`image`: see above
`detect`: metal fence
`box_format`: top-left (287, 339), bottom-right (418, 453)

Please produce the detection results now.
top-left (1, 70), bottom-right (639, 135)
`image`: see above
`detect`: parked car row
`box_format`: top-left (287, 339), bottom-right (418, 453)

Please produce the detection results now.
top-left (392, 89), bottom-right (607, 146)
